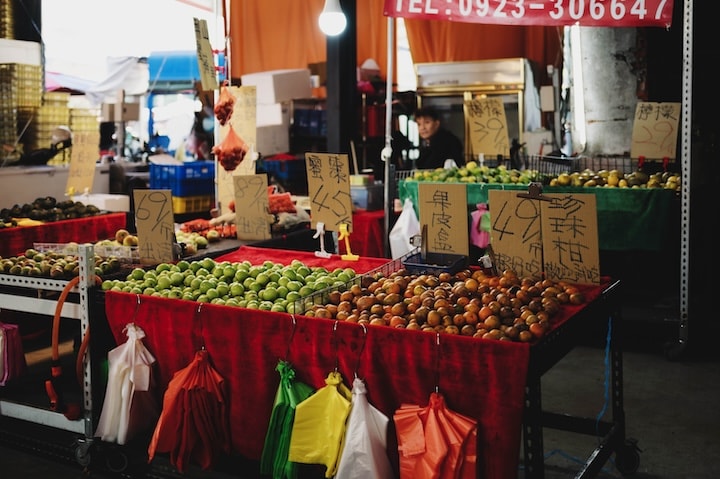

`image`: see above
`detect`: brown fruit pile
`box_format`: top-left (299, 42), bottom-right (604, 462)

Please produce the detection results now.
top-left (301, 268), bottom-right (586, 342)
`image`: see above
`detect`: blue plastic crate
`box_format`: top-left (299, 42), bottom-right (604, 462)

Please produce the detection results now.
top-left (261, 157), bottom-right (306, 182)
top-left (149, 161), bottom-right (215, 197)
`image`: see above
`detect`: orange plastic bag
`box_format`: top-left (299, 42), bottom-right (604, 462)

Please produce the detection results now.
top-left (394, 392), bottom-right (477, 479)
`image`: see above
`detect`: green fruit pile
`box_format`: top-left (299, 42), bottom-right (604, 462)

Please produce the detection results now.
top-left (101, 257), bottom-right (358, 313)
top-left (0, 247), bottom-right (123, 279)
top-left (174, 231), bottom-right (210, 256)
top-left (411, 162), bottom-right (546, 185)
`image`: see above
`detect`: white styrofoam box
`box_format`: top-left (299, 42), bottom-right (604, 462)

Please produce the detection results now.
top-left (256, 101), bottom-right (291, 127)
top-left (0, 38), bottom-right (42, 65)
top-left (71, 194), bottom-right (130, 212)
top-left (241, 69), bottom-right (312, 104)
top-left (256, 124), bottom-right (290, 156)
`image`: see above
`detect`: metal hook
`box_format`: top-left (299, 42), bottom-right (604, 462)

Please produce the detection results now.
top-left (284, 315), bottom-right (297, 360)
top-left (332, 320), bottom-right (340, 372)
top-left (354, 323), bottom-right (368, 379)
top-left (196, 303), bottom-right (206, 351)
top-left (129, 294), bottom-right (142, 324)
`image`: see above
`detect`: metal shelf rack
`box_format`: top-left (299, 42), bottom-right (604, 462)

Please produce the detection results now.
top-left (0, 244), bottom-right (96, 463)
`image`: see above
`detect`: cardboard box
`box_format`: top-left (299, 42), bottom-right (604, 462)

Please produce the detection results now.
top-left (241, 69), bottom-right (312, 104)
top-left (256, 124), bottom-right (290, 156)
top-left (101, 102), bottom-right (141, 122)
top-left (351, 184), bottom-right (384, 211)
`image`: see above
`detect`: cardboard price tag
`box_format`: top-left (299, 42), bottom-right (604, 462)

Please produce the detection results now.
top-left (488, 189), bottom-right (600, 284)
top-left (194, 17), bottom-right (218, 91)
top-left (66, 131), bottom-right (100, 196)
top-left (630, 101), bottom-right (681, 160)
top-left (233, 174), bottom-right (271, 241)
top-left (133, 189), bottom-right (175, 264)
top-left (305, 152), bottom-right (353, 232)
top-left (466, 96), bottom-right (510, 158)
top-left (418, 182), bottom-right (469, 256)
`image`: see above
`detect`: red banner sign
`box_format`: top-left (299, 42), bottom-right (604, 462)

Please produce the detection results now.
top-left (384, 0), bottom-right (674, 28)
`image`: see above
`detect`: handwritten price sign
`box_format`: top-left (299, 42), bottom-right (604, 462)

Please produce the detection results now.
top-left (305, 152), bottom-right (353, 232)
top-left (466, 97), bottom-right (510, 158)
top-left (133, 189), bottom-right (175, 264)
top-left (384, 0), bottom-right (674, 27)
top-left (630, 102), bottom-right (681, 160)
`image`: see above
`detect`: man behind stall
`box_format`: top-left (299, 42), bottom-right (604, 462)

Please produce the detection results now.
top-left (414, 106), bottom-right (465, 170)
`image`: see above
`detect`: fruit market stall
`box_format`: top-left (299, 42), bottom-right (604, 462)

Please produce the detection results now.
top-left (97, 246), bottom-right (630, 479)
top-left (0, 209), bottom-right (127, 258)
top-left (397, 166), bottom-right (679, 252)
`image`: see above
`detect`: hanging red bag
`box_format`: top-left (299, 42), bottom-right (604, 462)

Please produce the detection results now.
top-left (213, 81), bottom-right (235, 126)
top-left (212, 124), bottom-right (249, 172)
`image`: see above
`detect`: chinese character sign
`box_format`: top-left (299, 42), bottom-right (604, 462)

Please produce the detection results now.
top-left (233, 174), bottom-right (271, 241)
top-left (630, 101), bottom-right (681, 160)
top-left (540, 193), bottom-right (599, 284)
top-left (133, 189), bottom-right (175, 264)
top-left (488, 190), bottom-right (599, 284)
top-left (488, 190), bottom-right (544, 279)
top-left (305, 152), bottom-right (353, 232)
top-left (466, 97), bottom-right (510, 158)
top-left (418, 183), bottom-right (469, 255)
top-left (66, 131), bottom-right (100, 195)
top-left (193, 17), bottom-right (218, 91)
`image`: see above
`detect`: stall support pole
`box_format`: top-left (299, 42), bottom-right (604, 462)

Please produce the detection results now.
top-left (382, 17), bottom-right (395, 258)
top-left (672, 0), bottom-right (692, 357)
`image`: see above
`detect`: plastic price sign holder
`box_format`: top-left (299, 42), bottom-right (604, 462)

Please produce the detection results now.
top-left (314, 222), bottom-right (332, 258)
top-left (630, 101), bottom-right (681, 161)
top-left (233, 174), bottom-right (271, 242)
top-left (465, 96), bottom-right (510, 159)
top-left (133, 189), bottom-right (175, 265)
top-left (305, 152), bottom-right (353, 235)
top-left (65, 130), bottom-right (101, 196)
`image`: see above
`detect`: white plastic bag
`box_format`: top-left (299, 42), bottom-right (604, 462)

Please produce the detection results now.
top-left (95, 323), bottom-right (159, 445)
top-left (390, 198), bottom-right (420, 259)
top-left (335, 377), bottom-right (394, 479)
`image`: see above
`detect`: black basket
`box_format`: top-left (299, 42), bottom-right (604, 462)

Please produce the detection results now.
top-left (402, 252), bottom-right (469, 276)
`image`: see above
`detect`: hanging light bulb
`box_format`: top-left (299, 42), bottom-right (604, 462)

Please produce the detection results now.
top-left (318, 0), bottom-right (347, 36)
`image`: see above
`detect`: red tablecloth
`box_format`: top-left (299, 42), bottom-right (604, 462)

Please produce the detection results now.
top-left (103, 249), bottom-right (607, 479)
top-left (0, 212), bottom-right (127, 258)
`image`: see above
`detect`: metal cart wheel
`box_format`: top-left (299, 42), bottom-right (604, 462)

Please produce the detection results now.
top-left (74, 440), bottom-right (92, 467)
top-left (614, 439), bottom-right (641, 475)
